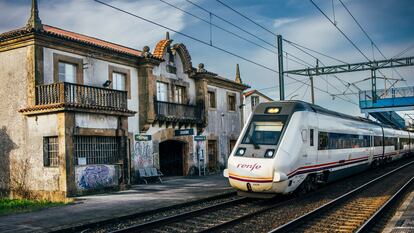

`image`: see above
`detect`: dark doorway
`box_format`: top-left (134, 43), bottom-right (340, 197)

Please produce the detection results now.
top-left (159, 140), bottom-right (185, 176)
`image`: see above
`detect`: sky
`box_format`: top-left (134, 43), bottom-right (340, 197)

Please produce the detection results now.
top-left (0, 0), bottom-right (413, 124)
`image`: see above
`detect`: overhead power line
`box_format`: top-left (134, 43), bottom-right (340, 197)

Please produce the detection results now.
top-left (93, 0), bottom-right (357, 106)
top-left (215, 0), bottom-right (277, 37)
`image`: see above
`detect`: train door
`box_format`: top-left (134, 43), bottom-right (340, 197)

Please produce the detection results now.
top-left (368, 129), bottom-right (374, 164)
top-left (306, 113), bottom-right (318, 166)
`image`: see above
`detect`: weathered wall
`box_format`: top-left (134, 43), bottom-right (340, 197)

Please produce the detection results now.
top-left (0, 46), bottom-right (30, 196)
top-left (75, 113), bottom-right (118, 129)
top-left (42, 48), bottom-right (140, 137)
top-left (75, 165), bottom-right (120, 191)
top-left (206, 85), bottom-right (242, 168)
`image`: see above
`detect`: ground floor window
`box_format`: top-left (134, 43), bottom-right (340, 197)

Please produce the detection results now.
top-left (43, 136), bottom-right (59, 167)
top-left (208, 140), bottom-right (218, 172)
top-left (74, 136), bottom-right (119, 165)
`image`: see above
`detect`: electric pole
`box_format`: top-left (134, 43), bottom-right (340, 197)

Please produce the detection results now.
top-left (277, 35), bottom-right (285, 100)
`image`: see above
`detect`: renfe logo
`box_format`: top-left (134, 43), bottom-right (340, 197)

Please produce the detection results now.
top-left (237, 163), bottom-right (262, 171)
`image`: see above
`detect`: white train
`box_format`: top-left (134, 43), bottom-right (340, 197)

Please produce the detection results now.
top-left (224, 101), bottom-right (414, 197)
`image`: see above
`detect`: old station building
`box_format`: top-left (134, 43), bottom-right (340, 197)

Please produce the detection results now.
top-left (0, 0), bottom-right (249, 200)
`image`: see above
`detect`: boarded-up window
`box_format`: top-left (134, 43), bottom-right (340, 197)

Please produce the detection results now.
top-left (74, 136), bottom-right (119, 165)
top-left (208, 140), bottom-right (218, 171)
top-left (208, 91), bottom-right (216, 109)
top-left (227, 93), bottom-right (236, 111)
top-left (43, 136), bottom-right (59, 167)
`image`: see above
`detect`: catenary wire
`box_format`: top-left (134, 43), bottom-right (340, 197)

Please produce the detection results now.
top-left (93, 0), bottom-right (358, 106)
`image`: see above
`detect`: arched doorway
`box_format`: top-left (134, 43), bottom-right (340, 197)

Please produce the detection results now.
top-left (159, 140), bottom-right (185, 176)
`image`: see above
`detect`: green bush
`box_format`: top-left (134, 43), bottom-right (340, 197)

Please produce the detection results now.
top-left (0, 199), bottom-right (65, 215)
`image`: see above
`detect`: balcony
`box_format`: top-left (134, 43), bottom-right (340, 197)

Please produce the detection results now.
top-left (20, 82), bottom-right (135, 116)
top-left (155, 100), bottom-right (203, 124)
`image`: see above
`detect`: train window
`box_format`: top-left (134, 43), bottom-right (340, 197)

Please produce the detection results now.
top-left (318, 132), bottom-right (328, 150)
top-left (374, 136), bottom-right (383, 147)
top-left (310, 129), bottom-right (314, 147)
top-left (242, 121), bottom-right (284, 145)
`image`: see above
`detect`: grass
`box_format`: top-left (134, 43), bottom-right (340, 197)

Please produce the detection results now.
top-left (0, 199), bottom-right (66, 216)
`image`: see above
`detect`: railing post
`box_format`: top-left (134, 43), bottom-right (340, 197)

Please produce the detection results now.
top-left (59, 83), bottom-right (65, 104)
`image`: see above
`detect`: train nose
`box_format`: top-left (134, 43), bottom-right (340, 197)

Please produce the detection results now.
top-left (227, 160), bottom-right (274, 192)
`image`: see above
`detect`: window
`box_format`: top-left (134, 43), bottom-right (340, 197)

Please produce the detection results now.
top-left (43, 137), bottom-right (59, 167)
top-left (251, 96), bottom-right (259, 110)
top-left (166, 47), bottom-right (177, 74)
top-left (310, 129), bottom-right (314, 146)
top-left (227, 93), bottom-right (236, 111)
top-left (208, 91), bottom-right (216, 109)
top-left (53, 53), bottom-right (83, 84)
top-left (208, 140), bottom-right (218, 171)
top-left (74, 136), bottom-right (119, 165)
top-left (112, 72), bottom-right (126, 91)
top-left (58, 62), bottom-right (77, 83)
top-left (318, 131), bottom-right (371, 150)
top-left (109, 65), bottom-right (131, 99)
top-left (174, 85), bottom-right (186, 104)
top-left (242, 121), bottom-right (285, 145)
top-left (374, 136), bottom-right (383, 146)
top-left (157, 81), bottom-right (169, 102)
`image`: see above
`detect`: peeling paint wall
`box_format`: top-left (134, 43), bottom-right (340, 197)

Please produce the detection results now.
top-left (75, 165), bottom-right (119, 191)
top-left (206, 85), bottom-right (242, 168)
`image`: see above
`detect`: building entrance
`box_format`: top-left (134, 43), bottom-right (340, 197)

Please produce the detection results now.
top-left (159, 140), bottom-right (185, 176)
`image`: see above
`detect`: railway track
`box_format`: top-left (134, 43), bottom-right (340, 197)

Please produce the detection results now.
top-left (270, 160), bottom-right (414, 233)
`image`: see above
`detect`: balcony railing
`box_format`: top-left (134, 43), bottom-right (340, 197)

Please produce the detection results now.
top-left (35, 82), bottom-right (128, 110)
top-left (155, 100), bottom-right (203, 123)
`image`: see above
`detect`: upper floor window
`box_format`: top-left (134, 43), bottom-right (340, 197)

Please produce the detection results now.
top-left (157, 81), bottom-right (169, 102)
top-left (251, 96), bottom-right (259, 110)
top-left (166, 48), bottom-right (177, 74)
top-left (53, 53), bottom-right (83, 84)
top-left (208, 91), bottom-right (216, 109)
top-left (227, 93), bottom-right (237, 111)
top-left (58, 62), bottom-right (77, 83)
top-left (108, 65), bottom-right (131, 99)
top-left (112, 72), bottom-right (126, 91)
top-left (174, 85), bottom-right (186, 104)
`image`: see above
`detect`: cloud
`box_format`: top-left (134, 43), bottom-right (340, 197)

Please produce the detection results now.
top-left (273, 17), bottom-right (301, 28)
top-left (0, 0), bottom-right (190, 50)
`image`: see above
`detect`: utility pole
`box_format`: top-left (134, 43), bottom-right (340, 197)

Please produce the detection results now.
top-left (277, 35), bottom-right (285, 100)
top-left (310, 76), bottom-right (315, 104)
top-left (371, 69), bottom-right (377, 103)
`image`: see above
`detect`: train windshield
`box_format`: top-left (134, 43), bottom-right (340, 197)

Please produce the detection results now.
top-left (242, 120), bottom-right (285, 146)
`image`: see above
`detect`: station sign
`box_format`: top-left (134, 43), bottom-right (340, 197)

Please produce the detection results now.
top-left (135, 134), bottom-right (152, 141)
top-left (194, 135), bottom-right (207, 141)
top-left (175, 129), bottom-right (194, 136)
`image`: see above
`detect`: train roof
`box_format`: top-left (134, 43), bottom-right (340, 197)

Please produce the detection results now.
top-left (254, 100), bottom-right (403, 131)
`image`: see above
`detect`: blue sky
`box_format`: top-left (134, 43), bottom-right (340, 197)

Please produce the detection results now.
top-left (1, 0), bottom-right (413, 123)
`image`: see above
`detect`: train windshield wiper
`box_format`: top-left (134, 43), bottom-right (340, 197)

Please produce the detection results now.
top-left (249, 134), bottom-right (260, 149)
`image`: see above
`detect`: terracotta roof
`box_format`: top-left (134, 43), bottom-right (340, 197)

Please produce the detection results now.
top-left (244, 89), bottom-right (273, 101)
top-left (0, 25), bottom-right (142, 57)
top-left (43, 25), bottom-right (142, 57)
top-left (153, 39), bottom-right (172, 59)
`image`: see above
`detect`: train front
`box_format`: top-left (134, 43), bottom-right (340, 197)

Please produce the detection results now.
top-left (224, 102), bottom-right (295, 197)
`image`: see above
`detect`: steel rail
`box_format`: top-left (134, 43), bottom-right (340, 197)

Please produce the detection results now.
top-left (268, 160), bottom-right (414, 233)
top-left (53, 191), bottom-right (237, 233)
top-left (356, 176), bottom-right (414, 232)
top-left (110, 196), bottom-right (248, 233)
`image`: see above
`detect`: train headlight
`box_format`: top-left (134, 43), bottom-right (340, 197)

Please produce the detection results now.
top-left (265, 107), bottom-right (280, 114)
top-left (235, 148), bottom-right (246, 156)
top-left (264, 149), bottom-right (275, 158)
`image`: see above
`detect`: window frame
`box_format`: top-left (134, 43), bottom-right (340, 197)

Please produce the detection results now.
top-left (53, 53), bottom-right (83, 84)
top-left (251, 96), bottom-right (259, 110)
top-left (156, 81), bottom-right (169, 102)
top-left (43, 136), bottom-right (59, 167)
top-left (208, 89), bottom-right (217, 109)
top-left (108, 65), bottom-right (131, 99)
top-left (174, 85), bottom-right (187, 104)
top-left (227, 92), bottom-right (237, 112)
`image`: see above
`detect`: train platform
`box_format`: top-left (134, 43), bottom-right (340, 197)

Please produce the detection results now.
top-left (0, 174), bottom-right (232, 233)
top-left (384, 188), bottom-right (414, 233)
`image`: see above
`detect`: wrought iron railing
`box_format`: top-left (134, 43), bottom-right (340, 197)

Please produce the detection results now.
top-left (35, 82), bottom-right (128, 110)
top-left (155, 100), bottom-right (202, 121)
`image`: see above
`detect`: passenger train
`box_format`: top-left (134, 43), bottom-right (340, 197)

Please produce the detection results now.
top-left (224, 101), bottom-right (414, 198)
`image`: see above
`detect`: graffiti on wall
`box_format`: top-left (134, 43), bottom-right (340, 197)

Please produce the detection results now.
top-left (132, 141), bottom-right (153, 168)
top-left (76, 165), bottom-right (118, 190)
